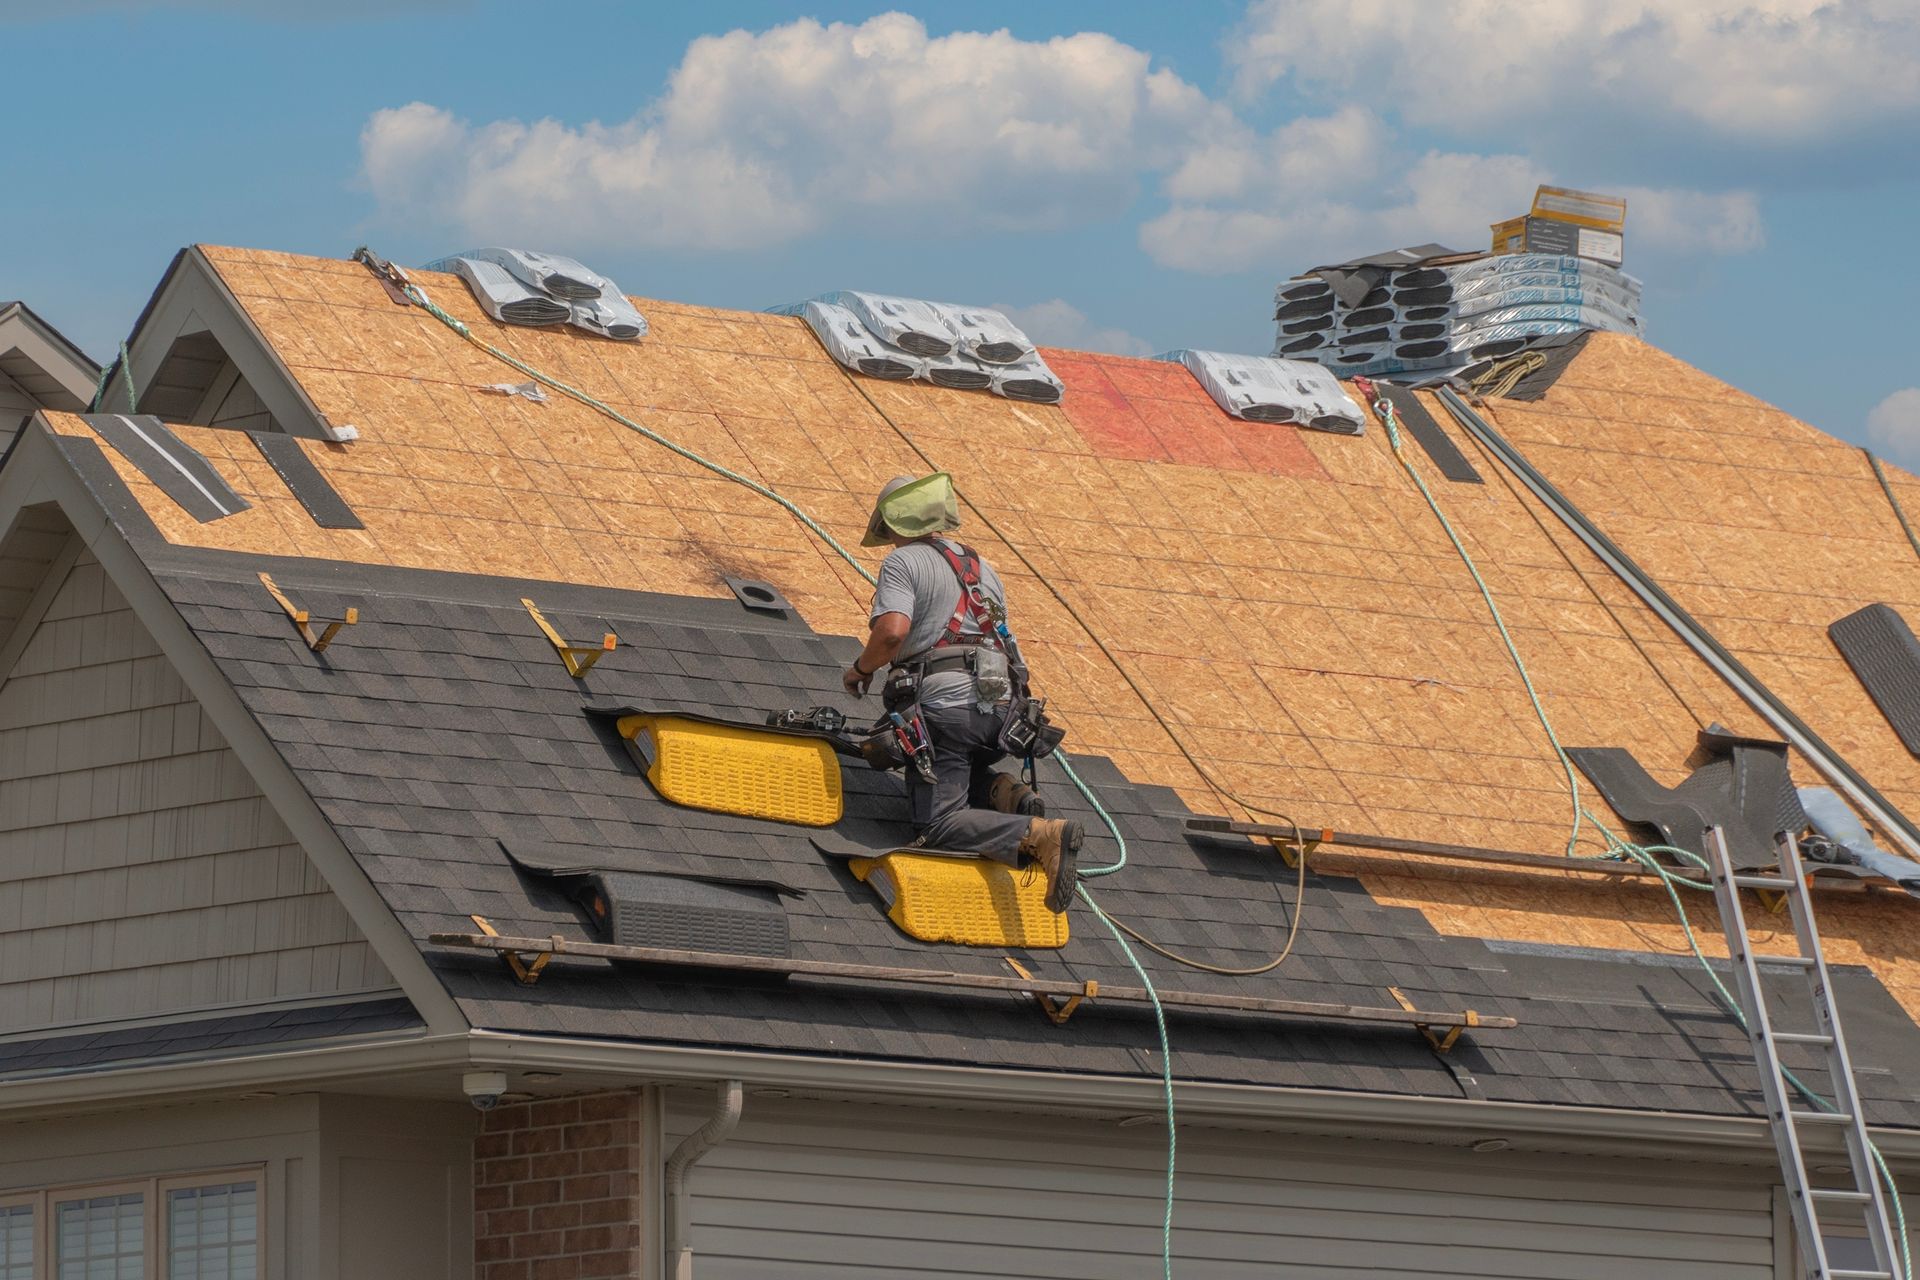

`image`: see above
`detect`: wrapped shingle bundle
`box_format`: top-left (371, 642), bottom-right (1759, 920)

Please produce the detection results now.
top-left (1160, 349), bottom-right (1365, 435)
top-left (426, 248), bottom-right (649, 341)
top-left (777, 293), bottom-right (1063, 404)
top-left (1274, 247), bottom-right (1643, 381)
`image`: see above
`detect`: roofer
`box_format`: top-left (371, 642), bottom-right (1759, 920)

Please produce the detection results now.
top-left (842, 474), bottom-right (1080, 912)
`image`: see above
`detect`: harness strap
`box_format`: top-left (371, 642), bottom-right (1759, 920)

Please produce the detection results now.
top-left (932, 541), bottom-right (1005, 651)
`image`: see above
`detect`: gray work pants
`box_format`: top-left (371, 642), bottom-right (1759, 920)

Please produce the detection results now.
top-left (909, 701), bottom-right (1032, 861)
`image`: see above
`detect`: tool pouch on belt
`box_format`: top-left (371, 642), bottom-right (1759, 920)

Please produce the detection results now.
top-left (881, 666), bottom-right (920, 714)
top-left (860, 724), bottom-right (910, 772)
top-left (997, 696), bottom-right (1065, 760)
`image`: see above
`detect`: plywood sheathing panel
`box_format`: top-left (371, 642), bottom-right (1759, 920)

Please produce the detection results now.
top-left (46, 249), bottom-right (1920, 1019)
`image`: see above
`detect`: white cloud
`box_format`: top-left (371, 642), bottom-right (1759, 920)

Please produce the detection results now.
top-left (361, 13), bottom-right (1225, 252)
top-left (1868, 389), bottom-right (1920, 468)
top-left (1617, 187), bottom-right (1765, 254)
top-left (1231, 0), bottom-right (1920, 144)
top-left (991, 300), bottom-right (1154, 357)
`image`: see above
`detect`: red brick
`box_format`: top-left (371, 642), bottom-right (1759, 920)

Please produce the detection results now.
top-left (529, 1202), bottom-right (583, 1232)
top-left (511, 1126), bottom-right (565, 1156)
top-left (528, 1151), bottom-right (581, 1180)
top-left (560, 1122), bottom-right (613, 1150)
top-left (531, 1257), bottom-right (582, 1280)
top-left (479, 1157), bottom-right (529, 1186)
top-left (562, 1226), bottom-right (613, 1255)
top-left (475, 1234), bottom-right (513, 1264)
top-left (576, 1144), bottom-right (629, 1174)
top-left (576, 1249), bottom-right (640, 1278)
top-left (474, 1132), bottom-right (513, 1160)
top-left (559, 1174), bottom-right (611, 1201)
top-left (483, 1262), bottom-right (530, 1280)
top-left (512, 1229), bottom-right (565, 1260)
top-left (482, 1102), bottom-right (533, 1134)
top-left (530, 1098), bottom-right (581, 1127)
top-left (575, 1092), bottom-right (639, 1121)
top-left (474, 1184), bottom-right (511, 1213)
top-left (511, 1179), bottom-right (562, 1208)
top-left (479, 1208), bottom-right (529, 1238)
top-left (576, 1198), bottom-right (632, 1226)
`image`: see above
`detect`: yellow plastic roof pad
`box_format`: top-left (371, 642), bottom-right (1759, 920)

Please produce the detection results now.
top-left (850, 852), bottom-right (1067, 949)
top-left (618, 714), bottom-right (843, 827)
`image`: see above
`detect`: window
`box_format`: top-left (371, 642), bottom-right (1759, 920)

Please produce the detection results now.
top-left (0, 1173), bottom-right (260, 1280)
top-left (164, 1183), bottom-right (256, 1280)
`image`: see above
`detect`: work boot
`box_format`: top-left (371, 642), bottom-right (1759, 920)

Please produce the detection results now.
top-left (987, 771), bottom-right (1045, 817)
top-left (1018, 818), bottom-right (1082, 914)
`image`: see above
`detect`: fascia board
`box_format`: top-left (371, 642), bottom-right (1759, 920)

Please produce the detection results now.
top-left (120, 247), bottom-right (343, 440)
top-left (0, 423), bottom-right (468, 1036)
top-left (5, 1024), bottom-right (1918, 1173)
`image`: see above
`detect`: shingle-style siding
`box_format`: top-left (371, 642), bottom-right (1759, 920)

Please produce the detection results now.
top-left (0, 551), bottom-right (393, 1033)
top-left (474, 1091), bottom-right (646, 1280)
top-left (207, 375), bottom-right (274, 434)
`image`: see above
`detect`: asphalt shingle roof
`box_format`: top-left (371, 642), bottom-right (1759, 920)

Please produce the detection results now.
top-left (139, 543), bottom-right (1920, 1126)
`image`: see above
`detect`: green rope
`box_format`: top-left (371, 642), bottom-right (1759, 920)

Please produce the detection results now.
top-left (92, 342), bottom-right (138, 414)
top-left (1368, 388), bottom-right (1588, 857)
top-left (1365, 387), bottom-right (1908, 1277)
top-left (1866, 450), bottom-right (1920, 565)
top-left (401, 278), bottom-right (1176, 1276)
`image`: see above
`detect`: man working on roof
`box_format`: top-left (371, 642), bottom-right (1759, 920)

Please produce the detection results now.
top-left (842, 473), bottom-right (1081, 913)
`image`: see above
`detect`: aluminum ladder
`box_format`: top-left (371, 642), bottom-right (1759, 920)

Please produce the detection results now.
top-left (1705, 825), bottom-right (1903, 1279)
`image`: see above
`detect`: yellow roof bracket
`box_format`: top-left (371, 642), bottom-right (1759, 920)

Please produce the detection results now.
top-left (469, 914), bottom-right (552, 986)
top-left (1389, 985), bottom-right (1474, 1054)
top-left (523, 597), bottom-right (616, 677)
top-left (259, 572), bottom-right (358, 652)
top-left (1005, 957), bottom-right (1098, 1026)
top-left (1265, 828), bottom-right (1326, 870)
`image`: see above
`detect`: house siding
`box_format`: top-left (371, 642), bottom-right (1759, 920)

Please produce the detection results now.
top-left (665, 1092), bottom-right (1788, 1279)
top-left (0, 550), bottom-right (394, 1034)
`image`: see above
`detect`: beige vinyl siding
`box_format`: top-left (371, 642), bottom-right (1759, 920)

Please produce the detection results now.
top-left (0, 551), bottom-right (392, 1034)
top-left (667, 1093), bottom-right (1787, 1279)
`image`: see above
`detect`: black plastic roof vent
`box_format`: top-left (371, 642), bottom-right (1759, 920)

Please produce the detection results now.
top-left (725, 576), bottom-right (792, 616)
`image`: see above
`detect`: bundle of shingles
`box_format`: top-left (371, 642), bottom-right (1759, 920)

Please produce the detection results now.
top-left (771, 291), bottom-right (1064, 404)
top-left (424, 247), bottom-right (648, 341)
top-left (1274, 245), bottom-right (1642, 382)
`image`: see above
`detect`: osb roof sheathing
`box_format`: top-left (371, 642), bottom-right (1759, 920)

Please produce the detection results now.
top-left (40, 245), bottom-right (1920, 1016)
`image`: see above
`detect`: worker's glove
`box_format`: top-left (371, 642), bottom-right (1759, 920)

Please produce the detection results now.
top-left (842, 664), bottom-right (873, 697)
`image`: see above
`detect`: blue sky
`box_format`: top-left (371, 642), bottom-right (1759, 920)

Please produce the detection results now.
top-left (4, 1), bottom-right (1919, 459)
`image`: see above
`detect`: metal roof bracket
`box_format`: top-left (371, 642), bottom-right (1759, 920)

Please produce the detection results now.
top-left (259, 572), bottom-right (357, 652)
top-left (1005, 957), bottom-right (1097, 1026)
top-left (522, 597), bottom-right (616, 677)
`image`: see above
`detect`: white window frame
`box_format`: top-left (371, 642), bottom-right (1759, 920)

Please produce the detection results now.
top-left (0, 1168), bottom-right (264, 1280)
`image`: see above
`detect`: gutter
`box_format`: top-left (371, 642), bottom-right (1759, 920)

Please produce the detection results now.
top-left (1435, 386), bottom-right (1920, 863)
top-left (11, 1026), bottom-right (1909, 1166)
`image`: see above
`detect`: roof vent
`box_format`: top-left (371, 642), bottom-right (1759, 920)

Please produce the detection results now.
top-left (724, 575), bottom-right (791, 616)
top-left (576, 870), bottom-right (791, 959)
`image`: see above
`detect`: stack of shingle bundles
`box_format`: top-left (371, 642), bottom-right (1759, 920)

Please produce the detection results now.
top-left (773, 290), bottom-right (1063, 404)
top-left (425, 247), bottom-right (649, 341)
top-left (1274, 249), bottom-right (1642, 380)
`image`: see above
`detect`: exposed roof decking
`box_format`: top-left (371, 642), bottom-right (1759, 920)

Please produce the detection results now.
top-left (28, 244), bottom-right (1920, 1023)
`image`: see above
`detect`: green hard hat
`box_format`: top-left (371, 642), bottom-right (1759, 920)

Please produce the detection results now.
top-left (862, 472), bottom-right (960, 547)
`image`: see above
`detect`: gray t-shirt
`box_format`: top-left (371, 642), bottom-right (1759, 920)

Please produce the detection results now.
top-left (870, 538), bottom-right (1020, 709)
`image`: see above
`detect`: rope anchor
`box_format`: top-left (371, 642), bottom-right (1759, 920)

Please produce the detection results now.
top-left (259, 572), bottom-right (357, 652)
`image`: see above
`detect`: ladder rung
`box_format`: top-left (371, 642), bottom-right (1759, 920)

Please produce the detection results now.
top-left (1749, 953), bottom-right (1817, 969)
top-left (1807, 1188), bottom-right (1873, 1203)
top-left (1788, 1110), bottom-right (1854, 1125)
top-left (1731, 874), bottom-right (1795, 891)
top-left (1774, 1031), bottom-right (1835, 1045)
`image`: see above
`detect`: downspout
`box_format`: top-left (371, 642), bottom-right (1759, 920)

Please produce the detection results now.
top-left (663, 1079), bottom-right (744, 1280)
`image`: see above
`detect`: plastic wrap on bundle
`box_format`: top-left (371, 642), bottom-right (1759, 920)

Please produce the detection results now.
top-left (817, 290), bottom-right (956, 358)
top-left (1161, 349), bottom-right (1364, 434)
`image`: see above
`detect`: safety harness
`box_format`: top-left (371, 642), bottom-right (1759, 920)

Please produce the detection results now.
top-left (932, 540), bottom-right (1006, 651)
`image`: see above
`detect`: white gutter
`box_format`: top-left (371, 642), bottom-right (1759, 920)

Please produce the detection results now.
top-left (663, 1080), bottom-right (743, 1280)
top-left (3, 1028), bottom-right (1916, 1165)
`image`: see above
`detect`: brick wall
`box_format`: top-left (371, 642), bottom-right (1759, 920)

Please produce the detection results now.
top-left (474, 1090), bottom-right (646, 1280)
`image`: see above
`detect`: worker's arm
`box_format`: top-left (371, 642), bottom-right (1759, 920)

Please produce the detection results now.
top-left (844, 611), bottom-right (912, 696)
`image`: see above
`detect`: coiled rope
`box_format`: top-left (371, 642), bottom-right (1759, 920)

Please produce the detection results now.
top-left (398, 280), bottom-right (1181, 1278)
